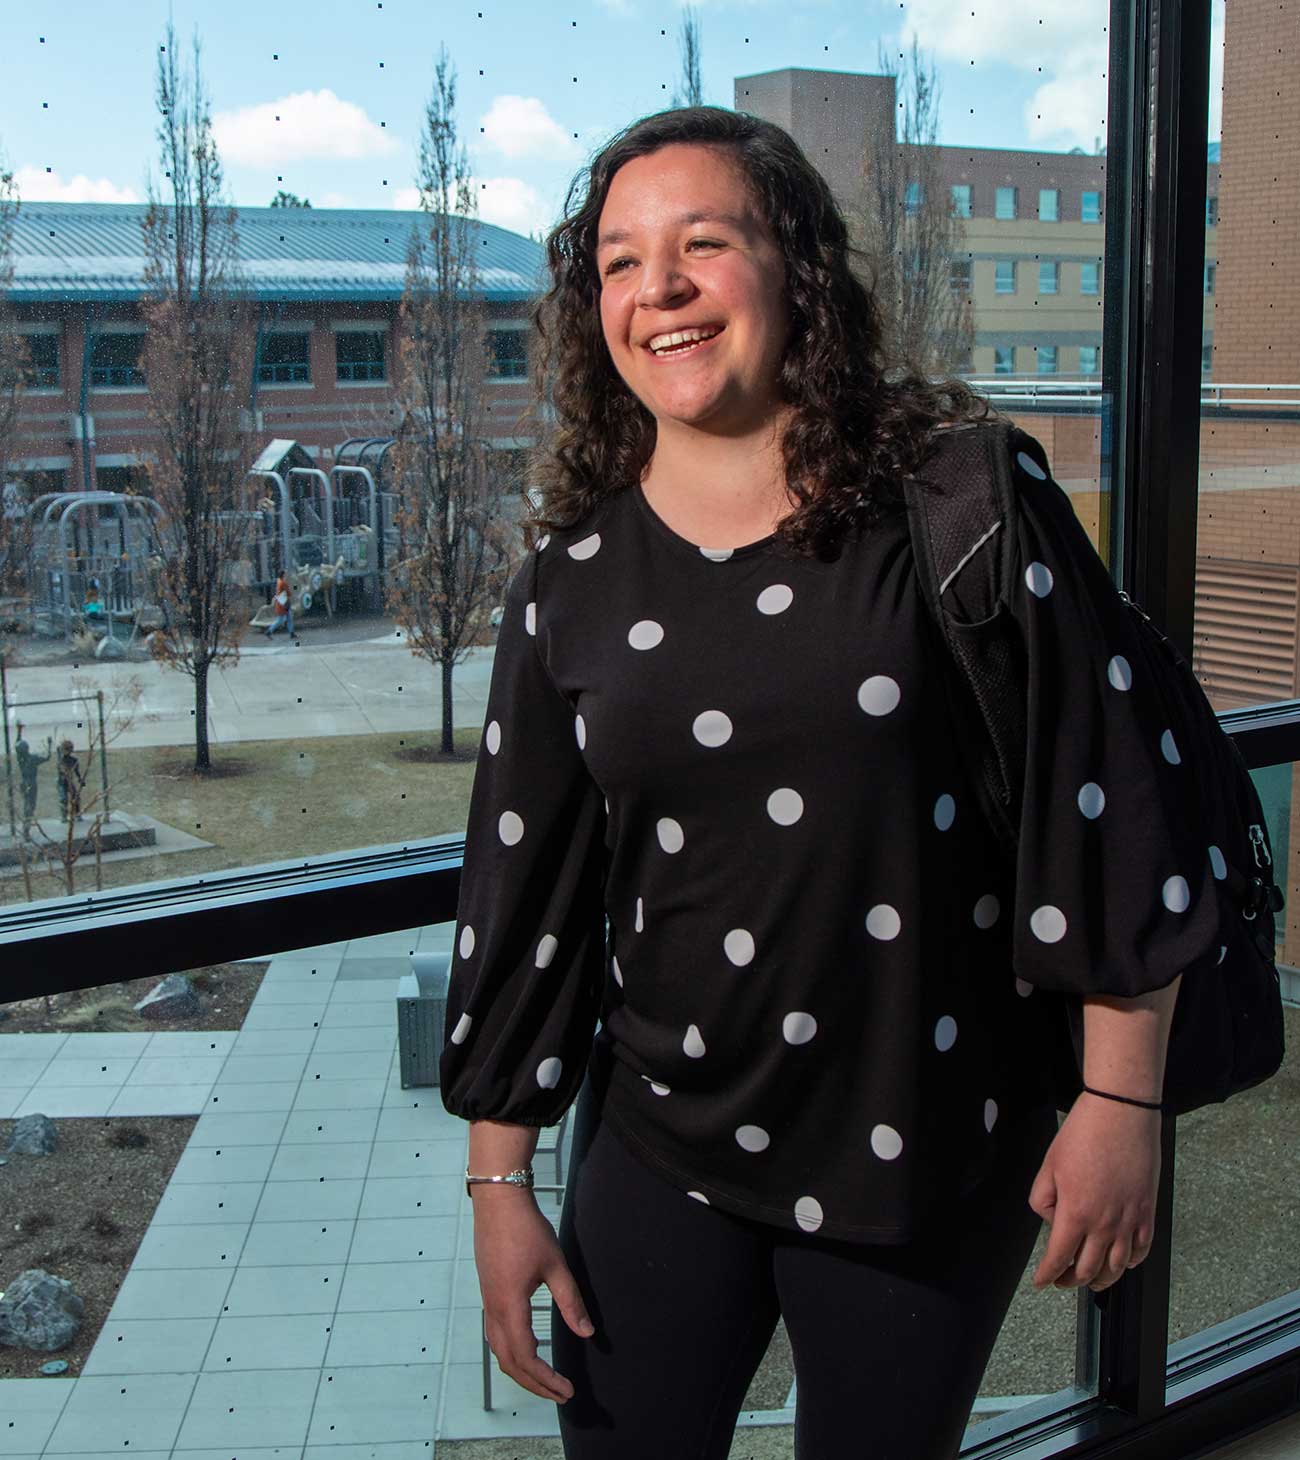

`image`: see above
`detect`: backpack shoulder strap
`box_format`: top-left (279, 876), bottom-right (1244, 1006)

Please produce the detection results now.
top-left (902, 419), bottom-right (1027, 855)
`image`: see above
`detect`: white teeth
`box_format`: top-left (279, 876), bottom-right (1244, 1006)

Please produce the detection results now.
top-left (649, 326), bottom-right (721, 353)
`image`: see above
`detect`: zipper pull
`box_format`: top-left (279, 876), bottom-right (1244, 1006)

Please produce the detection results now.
top-left (1249, 823), bottom-right (1272, 869)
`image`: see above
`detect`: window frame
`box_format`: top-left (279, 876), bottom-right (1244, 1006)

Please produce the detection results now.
top-left (1039, 186), bottom-right (1060, 221)
top-left (1082, 188), bottom-right (1103, 223)
top-left (951, 183), bottom-right (973, 218)
top-left (1081, 259), bottom-right (1102, 295)
top-left (995, 184), bottom-right (1018, 220)
top-left (1039, 259), bottom-right (1060, 294)
top-left (995, 258), bottom-right (1017, 293)
top-left (6, 3), bottom-right (1300, 1457)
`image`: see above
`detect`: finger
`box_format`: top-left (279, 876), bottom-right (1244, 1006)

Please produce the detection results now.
top-left (546, 1266), bottom-right (596, 1339)
top-left (490, 1301), bottom-right (574, 1403)
top-left (1035, 1225), bottom-right (1085, 1288)
top-left (1067, 1232), bottom-right (1118, 1290)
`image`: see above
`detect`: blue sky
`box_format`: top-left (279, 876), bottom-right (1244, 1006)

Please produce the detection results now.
top-left (1, 0), bottom-right (1223, 240)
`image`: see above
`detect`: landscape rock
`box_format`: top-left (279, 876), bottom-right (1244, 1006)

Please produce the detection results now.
top-left (134, 972), bottom-right (202, 1020)
top-left (4, 1113), bottom-right (58, 1156)
top-left (0, 1269), bottom-right (85, 1352)
top-left (93, 634), bottom-right (126, 661)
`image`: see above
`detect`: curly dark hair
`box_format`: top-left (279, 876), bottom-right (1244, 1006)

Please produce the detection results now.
top-left (515, 104), bottom-right (998, 561)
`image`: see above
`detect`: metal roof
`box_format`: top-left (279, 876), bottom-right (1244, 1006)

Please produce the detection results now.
top-left (7, 201), bottom-right (551, 304)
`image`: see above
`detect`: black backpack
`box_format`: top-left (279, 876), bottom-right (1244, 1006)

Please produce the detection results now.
top-left (902, 418), bottom-right (1286, 1117)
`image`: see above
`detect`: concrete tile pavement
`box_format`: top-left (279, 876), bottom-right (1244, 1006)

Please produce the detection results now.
top-left (0, 924), bottom-right (584, 1457)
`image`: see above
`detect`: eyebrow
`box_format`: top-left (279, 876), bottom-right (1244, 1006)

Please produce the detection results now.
top-left (595, 210), bottom-right (749, 252)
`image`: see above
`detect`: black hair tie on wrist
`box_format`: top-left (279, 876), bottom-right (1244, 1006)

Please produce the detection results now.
top-left (1081, 1082), bottom-right (1164, 1112)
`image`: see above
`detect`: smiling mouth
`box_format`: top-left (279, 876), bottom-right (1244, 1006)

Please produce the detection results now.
top-left (645, 328), bottom-right (724, 360)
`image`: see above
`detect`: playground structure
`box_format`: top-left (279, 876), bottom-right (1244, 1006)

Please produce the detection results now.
top-left (25, 491), bottom-right (168, 645)
top-left (239, 437), bottom-right (394, 619)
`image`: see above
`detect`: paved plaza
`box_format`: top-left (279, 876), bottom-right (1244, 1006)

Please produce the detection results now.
top-left (0, 928), bottom-right (620, 1456)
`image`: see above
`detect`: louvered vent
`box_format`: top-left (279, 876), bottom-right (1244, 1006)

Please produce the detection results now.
top-left (1192, 559), bottom-right (1298, 706)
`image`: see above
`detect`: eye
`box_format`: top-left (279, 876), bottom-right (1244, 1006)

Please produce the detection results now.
top-left (604, 238), bottom-right (723, 276)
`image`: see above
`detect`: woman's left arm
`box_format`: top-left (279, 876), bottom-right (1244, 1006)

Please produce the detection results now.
top-left (1029, 975), bottom-right (1182, 1293)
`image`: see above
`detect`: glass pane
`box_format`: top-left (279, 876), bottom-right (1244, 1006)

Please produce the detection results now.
top-left (1168, 763), bottom-right (1300, 1348)
top-left (0, 0), bottom-right (1122, 1442)
top-left (1192, 0), bottom-right (1299, 717)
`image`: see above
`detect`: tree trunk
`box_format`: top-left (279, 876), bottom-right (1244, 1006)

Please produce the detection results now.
top-left (195, 658), bottom-right (211, 770)
top-left (440, 651), bottom-right (455, 755)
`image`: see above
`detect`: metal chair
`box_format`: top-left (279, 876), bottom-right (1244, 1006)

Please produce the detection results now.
top-left (481, 1181), bottom-right (566, 1410)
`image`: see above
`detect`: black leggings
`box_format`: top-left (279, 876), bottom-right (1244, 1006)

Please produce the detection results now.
top-left (552, 1071), bottom-right (1059, 1460)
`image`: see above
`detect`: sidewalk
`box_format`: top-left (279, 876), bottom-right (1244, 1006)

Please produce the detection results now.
top-left (0, 927), bottom-right (585, 1457)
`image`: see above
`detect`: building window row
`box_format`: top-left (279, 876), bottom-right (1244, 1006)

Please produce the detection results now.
top-left (954, 185), bottom-right (1102, 222)
top-left (991, 344), bottom-right (1099, 376)
top-left (6, 323), bottom-right (530, 393)
top-left (976, 258), bottom-right (1102, 296)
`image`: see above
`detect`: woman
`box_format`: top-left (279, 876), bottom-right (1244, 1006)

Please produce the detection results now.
top-left (441, 107), bottom-right (1202, 1458)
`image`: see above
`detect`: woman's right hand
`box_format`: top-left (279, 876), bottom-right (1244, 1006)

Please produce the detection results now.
top-left (472, 1189), bottom-right (595, 1404)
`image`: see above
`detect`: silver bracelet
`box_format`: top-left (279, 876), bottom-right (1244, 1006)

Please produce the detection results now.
top-left (465, 1165), bottom-right (535, 1199)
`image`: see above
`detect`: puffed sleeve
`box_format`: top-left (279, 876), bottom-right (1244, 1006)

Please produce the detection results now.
top-left (1004, 433), bottom-right (1222, 997)
top-left (439, 543), bottom-right (608, 1125)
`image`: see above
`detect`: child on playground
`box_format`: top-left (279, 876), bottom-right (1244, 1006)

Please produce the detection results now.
top-left (265, 570), bottom-right (295, 639)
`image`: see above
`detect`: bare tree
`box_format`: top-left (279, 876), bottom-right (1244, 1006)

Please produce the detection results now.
top-left (856, 38), bottom-right (973, 377)
top-left (139, 24), bottom-right (256, 772)
top-left (670, 6), bottom-right (704, 108)
top-left (386, 47), bottom-right (513, 757)
top-left (0, 147), bottom-right (33, 623)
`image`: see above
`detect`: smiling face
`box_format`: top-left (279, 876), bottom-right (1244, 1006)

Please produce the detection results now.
top-left (595, 142), bottom-right (792, 437)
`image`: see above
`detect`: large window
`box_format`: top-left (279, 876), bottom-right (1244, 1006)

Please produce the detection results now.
top-left (2, 2), bottom-right (1296, 1455)
top-left (88, 330), bottom-right (145, 388)
top-left (258, 329), bottom-right (312, 384)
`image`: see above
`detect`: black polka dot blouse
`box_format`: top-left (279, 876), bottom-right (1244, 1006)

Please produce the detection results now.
top-left (439, 437), bottom-right (1217, 1244)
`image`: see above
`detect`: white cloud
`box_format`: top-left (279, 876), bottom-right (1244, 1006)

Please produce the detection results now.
top-left (479, 95), bottom-right (582, 161)
top-left (213, 89), bottom-right (400, 166)
top-left (394, 175), bottom-right (552, 239)
top-left (12, 167), bottom-right (140, 203)
top-left (391, 186), bottom-right (421, 211)
top-left (315, 191), bottom-right (355, 209)
top-left (898, 0), bottom-right (1110, 150)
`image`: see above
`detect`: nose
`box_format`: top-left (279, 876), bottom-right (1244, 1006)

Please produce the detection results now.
top-left (634, 250), bottom-right (695, 310)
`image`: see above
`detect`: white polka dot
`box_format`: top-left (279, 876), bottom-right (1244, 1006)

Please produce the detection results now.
top-left (757, 583), bottom-right (794, 615)
top-left (1209, 845), bottom-right (1227, 880)
top-left (1108, 655), bottom-right (1133, 691)
top-left (973, 894), bottom-right (1000, 929)
top-left (657, 818), bottom-right (684, 853)
top-left (934, 793), bottom-right (956, 831)
top-left (535, 934), bottom-right (558, 968)
top-left (567, 532), bottom-right (601, 560)
top-left (1014, 976), bottom-right (1035, 998)
top-left (575, 714), bottom-right (586, 750)
top-left (612, 953), bottom-right (623, 987)
top-left (693, 709), bottom-right (733, 746)
top-left (524, 601), bottom-right (536, 635)
top-left (1025, 561), bottom-right (1054, 597)
top-left (536, 1057), bottom-right (562, 1089)
top-left (450, 1012), bottom-right (472, 1044)
top-left (683, 1024), bottom-right (706, 1058)
top-left (1078, 782), bottom-right (1105, 818)
top-left (458, 924), bottom-right (475, 959)
top-left (1162, 875), bottom-right (1191, 913)
top-left (736, 1124), bottom-right (770, 1152)
top-left (536, 534), bottom-right (550, 552)
top-left (687, 1190), bottom-right (710, 1204)
top-left (648, 1080), bottom-right (671, 1096)
top-left (1217, 945), bottom-right (1227, 965)
top-left (1161, 729), bottom-right (1181, 765)
top-left (724, 929), bottom-right (755, 966)
top-left (782, 1012), bottom-right (817, 1045)
top-left (857, 675), bottom-right (901, 716)
top-left (934, 1015), bottom-right (957, 1052)
top-left (767, 787), bottom-right (804, 825)
top-left (498, 810), bottom-right (524, 845)
top-left (1016, 450), bottom-right (1047, 480)
top-left (866, 904), bottom-right (901, 941)
top-left (794, 1196), bottom-right (824, 1233)
top-left (871, 1125), bottom-right (903, 1161)
top-left (635, 895), bottom-right (644, 931)
top-left (628, 620), bottom-right (664, 650)
top-left (485, 720), bottom-right (501, 755)
top-left (984, 1099), bottom-right (999, 1132)
top-left (700, 546), bottom-right (734, 562)
top-left (1030, 905), bottom-right (1067, 942)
